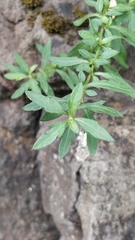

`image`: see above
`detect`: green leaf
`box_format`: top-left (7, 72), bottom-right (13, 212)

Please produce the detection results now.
top-left (4, 64), bottom-right (24, 73)
top-left (128, 10), bottom-right (135, 31)
top-left (41, 112), bottom-right (62, 121)
top-left (68, 119), bottom-right (79, 133)
top-left (114, 53), bottom-right (127, 68)
top-left (73, 13), bottom-right (99, 27)
top-left (78, 30), bottom-right (96, 39)
top-left (101, 35), bottom-right (121, 44)
top-left (106, 9), bottom-right (121, 17)
top-left (82, 38), bottom-right (98, 47)
top-left (94, 58), bottom-right (109, 66)
top-left (95, 71), bottom-right (132, 88)
top-left (96, 0), bottom-right (103, 12)
top-left (29, 64), bottom-right (38, 74)
top-left (70, 82), bottom-right (83, 105)
top-left (100, 47), bottom-right (118, 59)
top-left (75, 117), bottom-right (114, 141)
top-left (78, 49), bottom-right (93, 59)
top-left (48, 85), bottom-right (55, 96)
top-left (4, 72), bottom-right (28, 81)
top-left (113, 4), bottom-right (133, 12)
top-left (78, 71), bottom-right (86, 82)
top-left (56, 69), bottom-right (74, 90)
top-left (109, 28), bottom-right (122, 52)
top-left (37, 74), bottom-right (49, 94)
top-left (88, 79), bottom-right (135, 98)
top-left (80, 103), bottom-right (123, 117)
top-left (50, 56), bottom-right (88, 67)
top-left (67, 41), bottom-right (88, 57)
top-left (67, 69), bottom-right (80, 85)
top-left (42, 40), bottom-right (52, 67)
top-left (14, 52), bottom-right (29, 73)
top-left (23, 102), bottom-right (42, 111)
top-left (68, 82), bottom-right (83, 115)
top-left (33, 121), bottom-right (67, 150)
top-left (25, 91), bottom-right (64, 113)
top-left (84, 108), bottom-right (95, 120)
top-left (58, 127), bottom-right (75, 158)
top-left (90, 18), bottom-right (102, 32)
top-left (29, 79), bottom-right (41, 93)
top-left (35, 43), bottom-right (44, 54)
top-left (84, 0), bottom-right (95, 7)
top-left (11, 82), bottom-right (29, 99)
top-left (86, 90), bottom-right (97, 96)
top-left (110, 25), bottom-right (135, 47)
top-left (87, 133), bottom-right (98, 157)
top-left (11, 86), bottom-right (25, 99)
top-left (76, 63), bottom-right (91, 73)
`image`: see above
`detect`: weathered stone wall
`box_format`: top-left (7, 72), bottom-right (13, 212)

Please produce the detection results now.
top-left (0, 1), bottom-right (135, 240)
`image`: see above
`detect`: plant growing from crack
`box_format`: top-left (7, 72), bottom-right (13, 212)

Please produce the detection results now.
top-left (4, 0), bottom-right (135, 158)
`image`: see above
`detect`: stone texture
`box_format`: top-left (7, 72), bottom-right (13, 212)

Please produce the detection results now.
top-left (0, 0), bottom-right (135, 240)
top-left (38, 104), bottom-right (135, 240)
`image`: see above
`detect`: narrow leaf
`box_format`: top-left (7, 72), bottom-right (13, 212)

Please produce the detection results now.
top-left (69, 119), bottom-right (79, 133)
top-left (75, 117), bottom-right (114, 141)
top-left (96, 0), bottom-right (103, 12)
top-left (14, 52), bottom-right (29, 73)
top-left (29, 79), bottom-right (41, 93)
top-left (67, 69), bottom-right (80, 85)
top-left (25, 91), bottom-right (64, 113)
top-left (35, 43), bottom-right (44, 54)
top-left (84, 0), bottom-right (96, 7)
top-left (100, 47), bottom-right (118, 59)
top-left (70, 82), bottom-right (83, 104)
top-left (73, 13), bottom-right (99, 27)
top-left (33, 121), bottom-right (67, 149)
top-left (41, 112), bottom-right (62, 121)
top-left (56, 69), bottom-right (74, 90)
top-left (86, 90), bottom-right (97, 96)
top-left (37, 74), bottom-right (49, 94)
top-left (23, 102), bottom-right (42, 111)
top-left (50, 56), bottom-right (88, 67)
top-left (58, 127), bottom-right (75, 158)
top-left (11, 86), bottom-right (25, 99)
top-left (101, 35), bottom-right (121, 44)
top-left (110, 25), bottom-right (135, 46)
top-left (29, 64), bottom-right (38, 74)
top-left (87, 133), bottom-right (98, 157)
top-left (88, 80), bottom-right (135, 98)
top-left (11, 81), bottom-right (29, 98)
top-left (42, 40), bottom-right (52, 66)
top-left (4, 64), bottom-right (24, 73)
top-left (80, 103), bottom-right (123, 117)
top-left (4, 72), bottom-right (27, 81)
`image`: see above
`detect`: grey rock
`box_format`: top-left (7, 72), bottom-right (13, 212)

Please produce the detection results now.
top-left (1, 0), bottom-right (135, 239)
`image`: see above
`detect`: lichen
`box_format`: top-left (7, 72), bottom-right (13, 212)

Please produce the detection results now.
top-left (22, 0), bottom-right (42, 8)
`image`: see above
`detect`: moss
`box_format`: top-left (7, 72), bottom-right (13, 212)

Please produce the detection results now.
top-left (73, 7), bottom-right (89, 27)
top-left (22, 0), bottom-right (42, 8)
top-left (73, 7), bottom-right (85, 19)
top-left (27, 11), bottom-right (37, 27)
top-left (39, 8), bottom-right (54, 17)
top-left (41, 14), bottom-right (68, 35)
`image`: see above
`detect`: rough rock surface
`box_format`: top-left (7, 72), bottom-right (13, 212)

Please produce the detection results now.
top-left (0, 0), bottom-right (135, 240)
top-left (38, 104), bottom-right (135, 240)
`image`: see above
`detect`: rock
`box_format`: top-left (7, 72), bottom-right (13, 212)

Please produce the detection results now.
top-left (1, 0), bottom-right (135, 239)
top-left (39, 106), bottom-right (135, 240)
